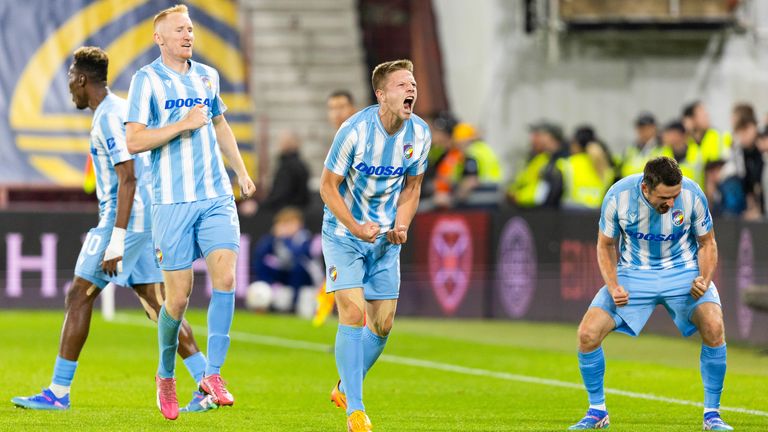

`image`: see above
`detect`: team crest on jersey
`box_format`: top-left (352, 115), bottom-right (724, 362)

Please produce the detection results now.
top-left (201, 75), bottom-right (212, 90)
top-left (404, 143), bottom-right (414, 159)
top-left (155, 248), bottom-right (163, 264)
top-left (672, 209), bottom-right (684, 226)
top-left (328, 265), bottom-right (338, 281)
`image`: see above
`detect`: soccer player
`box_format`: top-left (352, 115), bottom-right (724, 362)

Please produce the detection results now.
top-left (321, 59), bottom-right (430, 432)
top-left (569, 156), bottom-right (732, 430)
top-left (11, 47), bottom-right (214, 413)
top-left (124, 5), bottom-right (255, 420)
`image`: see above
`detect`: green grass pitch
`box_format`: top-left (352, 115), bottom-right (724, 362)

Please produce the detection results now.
top-left (2, 310), bottom-right (767, 431)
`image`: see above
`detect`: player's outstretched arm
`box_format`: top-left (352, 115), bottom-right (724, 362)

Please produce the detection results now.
top-left (102, 160), bottom-right (136, 276)
top-left (596, 231), bottom-right (628, 306)
top-left (691, 230), bottom-right (718, 299)
top-left (387, 173), bottom-right (424, 245)
top-left (212, 114), bottom-right (255, 198)
top-left (125, 105), bottom-right (208, 154)
top-left (319, 167), bottom-right (379, 243)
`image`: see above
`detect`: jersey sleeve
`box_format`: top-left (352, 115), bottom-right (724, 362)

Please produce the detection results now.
top-left (125, 71), bottom-right (155, 126)
top-left (324, 124), bottom-right (357, 177)
top-left (406, 126), bottom-right (431, 176)
top-left (599, 192), bottom-right (620, 238)
top-left (100, 112), bottom-right (132, 166)
top-left (691, 186), bottom-right (713, 236)
top-left (210, 69), bottom-right (227, 117)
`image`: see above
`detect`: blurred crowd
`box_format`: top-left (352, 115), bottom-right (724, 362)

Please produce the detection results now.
top-left (245, 94), bottom-right (768, 315)
top-left (423, 101), bottom-right (768, 220)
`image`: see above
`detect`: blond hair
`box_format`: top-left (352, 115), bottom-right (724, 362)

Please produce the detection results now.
top-left (153, 4), bottom-right (189, 29)
top-left (371, 59), bottom-right (413, 92)
top-left (73, 46), bottom-right (109, 82)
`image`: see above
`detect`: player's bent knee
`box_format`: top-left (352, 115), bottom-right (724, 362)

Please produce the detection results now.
top-left (65, 281), bottom-right (99, 309)
top-left (339, 305), bottom-right (365, 326)
top-left (577, 326), bottom-right (602, 351)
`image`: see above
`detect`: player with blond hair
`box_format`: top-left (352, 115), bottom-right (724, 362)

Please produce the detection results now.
top-left (125, 4), bottom-right (255, 420)
top-left (321, 59), bottom-right (431, 432)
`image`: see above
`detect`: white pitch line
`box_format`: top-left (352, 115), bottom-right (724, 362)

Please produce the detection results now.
top-left (111, 314), bottom-right (768, 418)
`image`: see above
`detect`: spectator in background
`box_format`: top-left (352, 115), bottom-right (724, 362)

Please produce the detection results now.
top-left (731, 102), bottom-right (756, 132)
top-left (620, 111), bottom-right (664, 179)
top-left (682, 101), bottom-right (732, 201)
top-left (558, 126), bottom-right (611, 209)
top-left (720, 112), bottom-right (763, 219)
top-left (327, 90), bottom-right (357, 131)
top-left (758, 127), bottom-right (768, 217)
top-left (260, 130), bottom-right (310, 212)
top-left (432, 126), bottom-right (479, 209)
top-left (507, 120), bottom-right (565, 208)
top-left (250, 207), bottom-right (318, 313)
top-left (451, 122), bottom-right (502, 208)
top-left (661, 120), bottom-right (704, 188)
top-left (420, 111), bottom-right (457, 204)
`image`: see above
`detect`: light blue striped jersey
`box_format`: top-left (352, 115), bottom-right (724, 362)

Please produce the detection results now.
top-left (125, 57), bottom-right (232, 204)
top-left (90, 92), bottom-right (152, 233)
top-left (599, 174), bottom-right (713, 271)
top-left (323, 105), bottom-right (431, 238)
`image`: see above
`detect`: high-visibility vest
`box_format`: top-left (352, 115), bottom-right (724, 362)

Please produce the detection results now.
top-left (620, 140), bottom-right (664, 178)
top-left (466, 140), bottom-right (502, 183)
top-left (557, 153), bottom-right (609, 209)
top-left (661, 143), bottom-right (704, 189)
top-left (508, 152), bottom-right (550, 207)
top-left (691, 128), bottom-right (732, 165)
top-left (434, 149), bottom-right (465, 193)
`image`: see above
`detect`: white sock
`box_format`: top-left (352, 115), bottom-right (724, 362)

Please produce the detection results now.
top-left (589, 403), bottom-right (607, 412)
top-left (49, 383), bottom-right (70, 398)
top-left (704, 408), bottom-right (719, 415)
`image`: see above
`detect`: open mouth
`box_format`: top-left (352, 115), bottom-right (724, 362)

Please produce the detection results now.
top-left (403, 96), bottom-right (414, 112)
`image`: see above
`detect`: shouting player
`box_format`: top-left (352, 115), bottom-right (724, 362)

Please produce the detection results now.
top-left (569, 157), bottom-right (732, 431)
top-left (11, 47), bottom-right (214, 414)
top-left (125, 5), bottom-right (255, 420)
top-left (321, 59), bottom-right (431, 432)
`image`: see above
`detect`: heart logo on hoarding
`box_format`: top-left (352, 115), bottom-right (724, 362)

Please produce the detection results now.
top-left (428, 218), bottom-right (472, 315)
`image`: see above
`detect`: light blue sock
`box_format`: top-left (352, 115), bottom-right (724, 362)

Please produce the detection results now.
top-left (701, 343), bottom-right (727, 409)
top-left (340, 327), bottom-right (388, 394)
top-left (157, 306), bottom-right (182, 378)
top-left (206, 289), bottom-right (235, 376)
top-left (336, 324), bottom-right (364, 415)
top-left (578, 347), bottom-right (606, 406)
top-left (52, 356), bottom-right (78, 387)
top-left (183, 352), bottom-right (207, 384)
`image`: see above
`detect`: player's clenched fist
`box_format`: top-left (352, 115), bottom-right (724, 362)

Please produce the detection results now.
top-left (690, 276), bottom-right (709, 299)
top-left (183, 104), bottom-right (210, 130)
top-left (238, 176), bottom-right (256, 199)
top-left (386, 224), bottom-right (408, 245)
top-left (353, 221), bottom-right (380, 243)
top-left (609, 284), bottom-right (629, 306)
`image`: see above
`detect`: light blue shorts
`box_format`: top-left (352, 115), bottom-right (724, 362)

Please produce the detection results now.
top-left (321, 227), bottom-right (402, 300)
top-left (590, 267), bottom-right (722, 337)
top-left (151, 195), bottom-right (240, 271)
top-left (74, 227), bottom-right (162, 289)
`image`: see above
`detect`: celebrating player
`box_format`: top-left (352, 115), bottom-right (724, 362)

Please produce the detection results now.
top-left (124, 5), bottom-right (255, 420)
top-left (569, 157), bottom-right (732, 430)
top-left (321, 59), bottom-right (430, 432)
top-left (11, 47), bottom-right (214, 414)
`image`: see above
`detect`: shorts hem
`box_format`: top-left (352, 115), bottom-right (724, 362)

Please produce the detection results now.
top-left (326, 284), bottom-right (364, 293)
top-left (202, 243), bottom-right (240, 258)
top-left (129, 278), bottom-right (164, 286)
top-left (159, 263), bottom-right (193, 271)
top-left (364, 294), bottom-right (400, 301)
top-left (74, 273), bottom-right (108, 289)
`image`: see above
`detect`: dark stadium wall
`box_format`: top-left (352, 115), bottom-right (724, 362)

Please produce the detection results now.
top-left (1, 208), bottom-right (766, 345)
